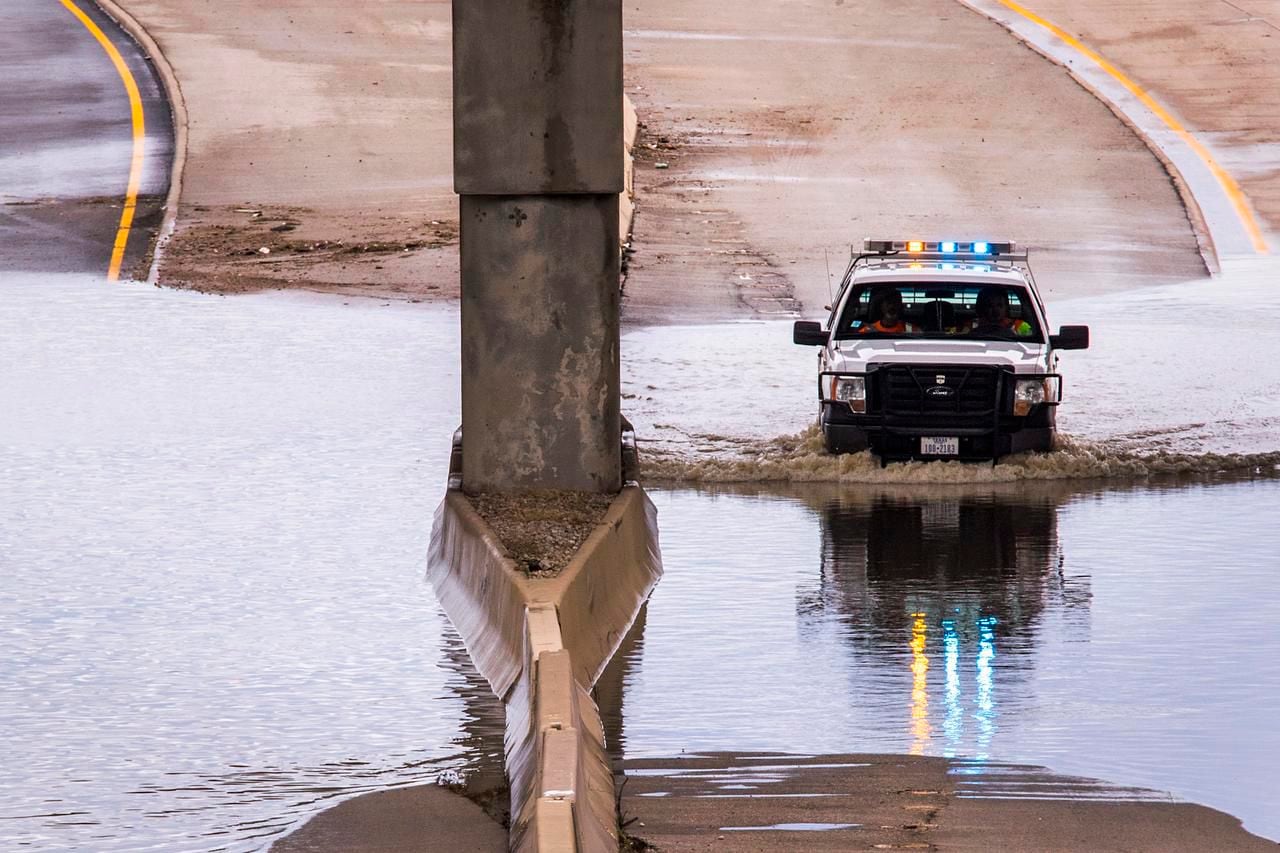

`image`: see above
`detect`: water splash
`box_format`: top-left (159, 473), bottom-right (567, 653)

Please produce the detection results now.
top-left (639, 424), bottom-right (1280, 484)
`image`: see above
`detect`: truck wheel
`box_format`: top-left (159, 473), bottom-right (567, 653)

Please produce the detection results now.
top-left (823, 431), bottom-right (838, 454)
top-left (819, 409), bottom-right (837, 454)
top-left (822, 427), bottom-right (846, 455)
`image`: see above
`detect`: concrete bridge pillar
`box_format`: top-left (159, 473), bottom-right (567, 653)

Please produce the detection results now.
top-left (453, 0), bottom-right (623, 493)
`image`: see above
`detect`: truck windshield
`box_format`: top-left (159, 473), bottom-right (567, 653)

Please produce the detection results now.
top-left (834, 283), bottom-right (1043, 343)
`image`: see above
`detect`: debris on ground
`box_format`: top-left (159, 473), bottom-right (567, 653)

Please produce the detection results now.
top-left (159, 204), bottom-right (461, 299)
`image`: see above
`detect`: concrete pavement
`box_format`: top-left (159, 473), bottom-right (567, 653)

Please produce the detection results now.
top-left (1008, 0), bottom-right (1280, 243)
top-left (268, 785), bottom-right (504, 853)
top-left (619, 0), bottom-right (1207, 323)
top-left (106, 0), bottom-right (1227, 312)
top-left (618, 753), bottom-right (1279, 852)
top-left (109, 0), bottom-right (460, 299)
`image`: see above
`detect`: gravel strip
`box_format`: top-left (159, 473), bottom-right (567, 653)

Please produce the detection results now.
top-left (469, 490), bottom-right (615, 577)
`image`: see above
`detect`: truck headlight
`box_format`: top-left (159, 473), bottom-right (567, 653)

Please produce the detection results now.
top-left (1014, 377), bottom-right (1061, 416)
top-left (830, 375), bottom-right (866, 413)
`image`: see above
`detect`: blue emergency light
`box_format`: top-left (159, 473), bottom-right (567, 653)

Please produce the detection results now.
top-left (862, 239), bottom-right (1015, 258)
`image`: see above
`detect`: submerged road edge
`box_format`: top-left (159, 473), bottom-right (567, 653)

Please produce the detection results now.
top-left (91, 0), bottom-right (188, 285)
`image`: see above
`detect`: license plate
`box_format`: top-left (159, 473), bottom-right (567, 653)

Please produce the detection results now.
top-left (921, 436), bottom-right (959, 456)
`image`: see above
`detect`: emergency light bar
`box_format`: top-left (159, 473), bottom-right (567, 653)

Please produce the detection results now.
top-left (863, 239), bottom-right (1017, 257)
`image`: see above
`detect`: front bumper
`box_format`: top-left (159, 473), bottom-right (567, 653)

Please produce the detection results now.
top-left (821, 401), bottom-right (1056, 460)
top-left (819, 365), bottom-right (1060, 461)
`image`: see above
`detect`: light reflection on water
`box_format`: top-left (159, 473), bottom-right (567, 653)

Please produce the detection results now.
top-left (0, 276), bottom-right (504, 852)
top-left (603, 477), bottom-right (1280, 841)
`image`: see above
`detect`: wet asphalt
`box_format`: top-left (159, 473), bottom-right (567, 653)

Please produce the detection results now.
top-left (0, 0), bottom-right (172, 278)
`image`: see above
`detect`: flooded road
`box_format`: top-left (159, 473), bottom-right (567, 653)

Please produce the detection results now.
top-left (0, 277), bottom-right (502, 852)
top-left (4, 263), bottom-right (1279, 849)
top-left (604, 476), bottom-right (1280, 840)
top-left (613, 260), bottom-right (1280, 842)
top-left (623, 258), bottom-right (1280, 470)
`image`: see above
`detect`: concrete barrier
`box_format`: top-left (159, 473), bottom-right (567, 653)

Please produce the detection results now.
top-left (428, 483), bottom-right (662, 853)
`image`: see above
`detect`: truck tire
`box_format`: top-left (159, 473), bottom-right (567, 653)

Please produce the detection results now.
top-left (823, 428), bottom-right (844, 455)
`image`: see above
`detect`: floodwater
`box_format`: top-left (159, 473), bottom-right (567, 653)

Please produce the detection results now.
top-left (604, 476), bottom-right (1280, 839)
top-left (0, 276), bottom-right (502, 852)
top-left (612, 257), bottom-right (1280, 842)
top-left (3, 262), bottom-right (1280, 849)
top-left (622, 256), bottom-right (1280, 473)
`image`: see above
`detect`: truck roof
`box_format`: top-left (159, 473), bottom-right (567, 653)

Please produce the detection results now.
top-left (851, 261), bottom-right (1030, 284)
top-left (835, 240), bottom-right (1041, 302)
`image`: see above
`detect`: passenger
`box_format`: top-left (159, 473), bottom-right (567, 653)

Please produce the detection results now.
top-left (966, 287), bottom-right (1032, 337)
top-left (860, 289), bottom-right (919, 334)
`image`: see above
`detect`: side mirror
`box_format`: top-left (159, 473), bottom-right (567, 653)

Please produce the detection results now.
top-left (793, 320), bottom-right (830, 347)
top-left (1050, 325), bottom-right (1090, 350)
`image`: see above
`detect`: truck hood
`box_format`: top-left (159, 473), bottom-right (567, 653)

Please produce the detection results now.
top-left (829, 339), bottom-right (1050, 373)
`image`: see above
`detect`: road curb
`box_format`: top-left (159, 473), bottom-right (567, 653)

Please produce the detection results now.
top-left (621, 95), bottom-right (639, 257)
top-left (92, 0), bottom-right (189, 284)
top-left (429, 485), bottom-right (662, 852)
top-left (951, 0), bottom-right (1221, 273)
top-left (90, 6), bottom-right (631, 289)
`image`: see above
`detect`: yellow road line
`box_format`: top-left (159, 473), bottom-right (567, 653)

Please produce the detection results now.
top-left (59, 0), bottom-right (147, 280)
top-left (995, 0), bottom-right (1270, 255)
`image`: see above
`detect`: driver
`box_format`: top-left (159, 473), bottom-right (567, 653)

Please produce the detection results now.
top-left (860, 289), bottom-right (919, 334)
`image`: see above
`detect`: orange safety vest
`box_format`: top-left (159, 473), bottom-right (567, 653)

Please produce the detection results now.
top-left (861, 319), bottom-right (918, 334)
top-left (963, 317), bottom-right (1032, 336)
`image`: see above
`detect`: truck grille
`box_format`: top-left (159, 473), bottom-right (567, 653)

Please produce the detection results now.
top-left (876, 365), bottom-right (1003, 421)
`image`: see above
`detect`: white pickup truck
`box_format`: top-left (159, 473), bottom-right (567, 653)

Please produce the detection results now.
top-left (793, 240), bottom-right (1089, 461)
